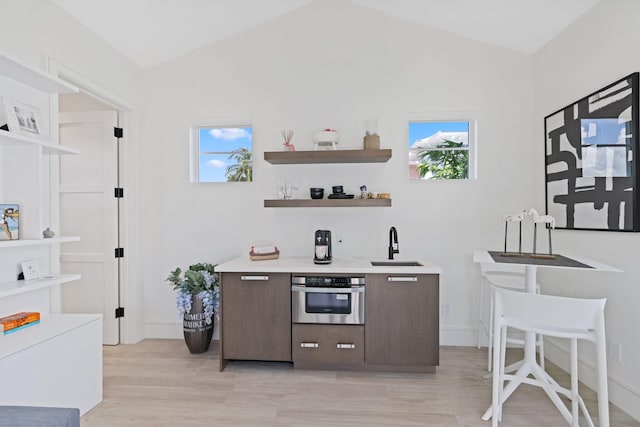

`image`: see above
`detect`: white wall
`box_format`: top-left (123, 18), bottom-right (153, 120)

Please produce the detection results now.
top-left (534, 0), bottom-right (640, 419)
top-left (0, 1), bottom-right (141, 105)
top-left (6, 0), bottom-right (636, 418)
top-left (141, 0), bottom-right (535, 343)
top-left (0, 0), bottom-right (145, 343)
top-left (3, 0), bottom-right (637, 420)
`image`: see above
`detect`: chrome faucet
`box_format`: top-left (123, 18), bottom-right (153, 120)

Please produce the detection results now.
top-left (388, 226), bottom-right (399, 260)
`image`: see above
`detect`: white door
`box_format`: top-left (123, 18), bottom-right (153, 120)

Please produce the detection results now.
top-left (59, 111), bottom-right (120, 345)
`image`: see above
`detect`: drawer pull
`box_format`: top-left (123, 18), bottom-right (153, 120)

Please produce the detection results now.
top-left (388, 276), bottom-right (418, 282)
top-left (300, 342), bottom-right (319, 348)
top-left (240, 275), bottom-right (269, 281)
top-left (336, 343), bottom-right (356, 349)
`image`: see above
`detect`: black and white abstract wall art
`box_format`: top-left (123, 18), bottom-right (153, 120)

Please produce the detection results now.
top-left (545, 73), bottom-right (640, 231)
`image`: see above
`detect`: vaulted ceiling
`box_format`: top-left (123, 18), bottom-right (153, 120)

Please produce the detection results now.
top-left (50, 0), bottom-right (600, 69)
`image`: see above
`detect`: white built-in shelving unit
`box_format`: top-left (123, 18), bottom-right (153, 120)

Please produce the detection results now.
top-left (0, 54), bottom-right (78, 93)
top-left (0, 50), bottom-right (102, 416)
top-left (0, 235), bottom-right (80, 249)
top-left (0, 274), bottom-right (81, 299)
top-left (0, 128), bottom-right (79, 154)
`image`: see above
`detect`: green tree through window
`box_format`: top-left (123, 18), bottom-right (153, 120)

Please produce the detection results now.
top-left (416, 139), bottom-right (469, 179)
top-left (408, 120), bottom-right (472, 180)
top-left (225, 148), bottom-right (252, 182)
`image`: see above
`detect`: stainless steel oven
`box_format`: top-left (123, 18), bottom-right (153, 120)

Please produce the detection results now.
top-left (291, 276), bottom-right (365, 325)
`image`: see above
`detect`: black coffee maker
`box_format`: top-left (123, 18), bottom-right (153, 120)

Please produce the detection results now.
top-left (314, 230), bottom-right (332, 264)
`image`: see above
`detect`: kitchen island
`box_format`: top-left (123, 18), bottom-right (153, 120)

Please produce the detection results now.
top-left (216, 256), bottom-right (442, 372)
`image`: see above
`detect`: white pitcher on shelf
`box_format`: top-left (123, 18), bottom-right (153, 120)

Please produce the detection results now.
top-left (313, 129), bottom-right (339, 150)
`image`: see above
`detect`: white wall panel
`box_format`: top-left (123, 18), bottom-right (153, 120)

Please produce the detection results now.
top-left (533, 0), bottom-right (640, 419)
top-left (140, 0), bottom-right (535, 343)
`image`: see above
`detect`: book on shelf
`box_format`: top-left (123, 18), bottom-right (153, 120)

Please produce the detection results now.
top-left (4, 319), bottom-right (40, 334)
top-left (0, 311), bottom-right (40, 333)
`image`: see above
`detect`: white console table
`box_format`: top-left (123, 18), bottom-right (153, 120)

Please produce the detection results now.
top-left (0, 313), bottom-right (102, 415)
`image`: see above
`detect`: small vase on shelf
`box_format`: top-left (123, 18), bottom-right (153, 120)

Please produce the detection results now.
top-left (43, 227), bottom-right (55, 238)
top-left (281, 129), bottom-right (295, 151)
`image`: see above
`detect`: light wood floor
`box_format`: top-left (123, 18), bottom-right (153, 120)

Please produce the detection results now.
top-left (81, 340), bottom-right (639, 427)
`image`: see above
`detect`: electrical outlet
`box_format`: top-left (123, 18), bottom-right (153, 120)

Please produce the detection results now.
top-left (441, 303), bottom-right (450, 318)
top-left (607, 341), bottom-right (622, 363)
top-left (617, 344), bottom-right (622, 363)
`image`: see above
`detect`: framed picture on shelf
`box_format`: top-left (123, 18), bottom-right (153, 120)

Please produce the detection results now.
top-left (544, 72), bottom-right (640, 231)
top-left (0, 204), bottom-right (19, 241)
top-left (20, 260), bottom-right (40, 281)
top-left (0, 97), bottom-right (45, 138)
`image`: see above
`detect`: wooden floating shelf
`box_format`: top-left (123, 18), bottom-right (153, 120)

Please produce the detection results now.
top-left (264, 199), bottom-right (392, 208)
top-left (264, 149), bottom-right (392, 164)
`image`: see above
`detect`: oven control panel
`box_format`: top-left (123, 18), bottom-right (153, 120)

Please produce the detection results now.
top-left (291, 276), bottom-right (365, 287)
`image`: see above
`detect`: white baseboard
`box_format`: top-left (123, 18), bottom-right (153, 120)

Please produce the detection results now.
top-left (144, 323), bottom-right (183, 339)
top-left (144, 322), bottom-right (220, 340)
top-left (145, 323), bottom-right (479, 345)
top-left (440, 324), bottom-right (479, 346)
top-left (145, 324), bottom-right (480, 345)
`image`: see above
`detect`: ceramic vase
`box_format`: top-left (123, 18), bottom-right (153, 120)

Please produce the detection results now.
top-left (183, 294), bottom-right (213, 354)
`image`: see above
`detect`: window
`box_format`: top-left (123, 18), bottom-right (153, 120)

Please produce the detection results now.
top-left (192, 126), bottom-right (253, 182)
top-left (408, 119), bottom-right (475, 180)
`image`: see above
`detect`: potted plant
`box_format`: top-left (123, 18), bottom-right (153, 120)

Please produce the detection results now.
top-left (166, 262), bottom-right (219, 354)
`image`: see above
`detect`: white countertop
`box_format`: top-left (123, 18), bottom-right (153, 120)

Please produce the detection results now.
top-left (216, 256), bottom-right (443, 274)
top-left (473, 250), bottom-right (621, 272)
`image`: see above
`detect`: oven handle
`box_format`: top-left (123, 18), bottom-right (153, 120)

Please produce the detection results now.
top-left (291, 285), bottom-right (364, 293)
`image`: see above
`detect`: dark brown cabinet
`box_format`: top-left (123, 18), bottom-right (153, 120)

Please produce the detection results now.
top-left (220, 272), bottom-right (291, 369)
top-left (292, 324), bottom-right (364, 368)
top-left (365, 273), bottom-right (439, 370)
top-left (218, 269), bottom-right (440, 372)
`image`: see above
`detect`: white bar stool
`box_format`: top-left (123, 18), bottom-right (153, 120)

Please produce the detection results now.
top-left (477, 263), bottom-right (544, 372)
top-left (490, 287), bottom-right (609, 427)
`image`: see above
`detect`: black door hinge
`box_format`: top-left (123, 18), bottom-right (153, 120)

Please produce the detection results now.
top-left (114, 127), bottom-right (123, 138)
top-left (115, 307), bottom-right (125, 318)
top-left (115, 248), bottom-right (124, 258)
top-left (114, 187), bottom-right (124, 198)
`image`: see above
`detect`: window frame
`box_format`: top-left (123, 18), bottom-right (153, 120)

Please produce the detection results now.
top-left (408, 112), bottom-right (477, 180)
top-left (189, 121), bottom-right (253, 183)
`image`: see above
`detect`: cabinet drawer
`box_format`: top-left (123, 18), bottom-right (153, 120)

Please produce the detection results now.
top-left (292, 324), bottom-right (364, 365)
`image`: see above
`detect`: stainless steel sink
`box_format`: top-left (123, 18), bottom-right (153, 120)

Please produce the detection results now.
top-left (370, 261), bottom-right (423, 267)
